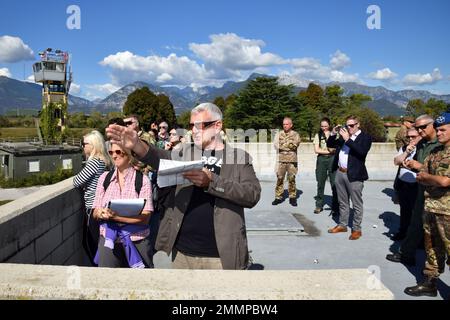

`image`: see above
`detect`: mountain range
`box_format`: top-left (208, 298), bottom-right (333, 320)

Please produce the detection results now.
top-left (1, 74), bottom-right (449, 117)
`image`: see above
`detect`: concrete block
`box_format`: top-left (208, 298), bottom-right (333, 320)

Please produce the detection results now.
top-left (62, 212), bottom-right (83, 241)
top-left (6, 243), bottom-right (36, 264)
top-left (51, 236), bottom-right (75, 265)
top-left (35, 225), bottom-right (62, 263)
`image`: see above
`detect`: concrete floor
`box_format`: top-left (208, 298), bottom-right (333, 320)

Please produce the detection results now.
top-left (154, 180), bottom-right (450, 300)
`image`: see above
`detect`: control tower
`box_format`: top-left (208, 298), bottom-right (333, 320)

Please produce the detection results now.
top-left (32, 48), bottom-right (72, 135)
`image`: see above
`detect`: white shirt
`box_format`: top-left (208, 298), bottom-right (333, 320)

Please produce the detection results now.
top-left (397, 147), bottom-right (417, 183)
top-left (338, 130), bottom-right (361, 169)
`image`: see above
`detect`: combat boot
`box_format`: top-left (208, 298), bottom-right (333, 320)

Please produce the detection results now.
top-left (404, 277), bottom-right (437, 297)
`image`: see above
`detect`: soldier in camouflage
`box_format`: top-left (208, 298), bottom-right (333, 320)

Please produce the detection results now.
top-left (404, 112), bottom-right (450, 298)
top-left (272, 117), bottom-right (301, 206)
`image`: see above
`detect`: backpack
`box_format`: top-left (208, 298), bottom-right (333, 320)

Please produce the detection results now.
top-left (103, 169), bottom-right (143, 195)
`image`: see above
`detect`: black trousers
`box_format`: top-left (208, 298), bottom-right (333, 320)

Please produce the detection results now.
top-left (82, 208), bottom-right (99, 266)
top-left (397, 179), bottom-right (418, 236)
top-left (97, 236), bottom-right (154, 268)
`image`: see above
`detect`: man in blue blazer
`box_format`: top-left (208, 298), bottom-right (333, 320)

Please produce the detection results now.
top-left (326, 115), bottom-right (373, 240)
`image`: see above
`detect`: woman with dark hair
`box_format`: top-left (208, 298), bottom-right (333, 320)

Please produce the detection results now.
top-left (313, 117), bottom-right (339, 215)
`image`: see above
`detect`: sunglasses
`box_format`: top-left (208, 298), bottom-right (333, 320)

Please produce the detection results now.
top-left (108, 150), bottom-right (126, 156)
top-left (189, 120), bottom-right (218, 130)
top-left (159, 126), bottom-right (168, 129)
top-left (415, 122), bottom-right (432, 130)
top-left (346, 123), bottom-right (358, 128)
top-left (407, 135), bottom-right (419, 139)
top-left (124, 121), bottom-right (135, 126)
top-left (81, 142), bottom-right (90, 147)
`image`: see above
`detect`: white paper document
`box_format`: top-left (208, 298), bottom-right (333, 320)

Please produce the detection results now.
top-left (108, 198), bottom-right (146, 217)
top-left (157, 159), bottom-right (204, 187)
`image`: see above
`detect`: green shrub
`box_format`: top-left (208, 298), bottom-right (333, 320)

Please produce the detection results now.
top-left (0, 167), bottom-right (73, 188)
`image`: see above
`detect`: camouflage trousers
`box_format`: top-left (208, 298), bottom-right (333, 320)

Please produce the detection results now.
top-left (275, 162), bottom-right (298, 199)
top-left (423, 211), bottom-right (450, 278)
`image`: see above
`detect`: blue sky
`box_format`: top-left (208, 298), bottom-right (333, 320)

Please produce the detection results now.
top-left (0, 0), bottom-right (449, 100)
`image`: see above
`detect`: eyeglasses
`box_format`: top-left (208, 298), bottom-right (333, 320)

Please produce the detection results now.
top-left (124, 121), bottom-right (135, 126)
top-left (108, 150), bottom-right (126, 156)
top-left (415, 122), bottom-right (432, 130)
top-left (346, 123), bottom-right (358, 128)
top-left (407, 135), bottom-right (419, 139)
top-left (189, 120), bottom-right (218, 130)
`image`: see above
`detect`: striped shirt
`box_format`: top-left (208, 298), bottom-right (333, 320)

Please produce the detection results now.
top-left (92, 167), bottom-right (153, 241)
top-left (73, 157), bottom-right (107, 209)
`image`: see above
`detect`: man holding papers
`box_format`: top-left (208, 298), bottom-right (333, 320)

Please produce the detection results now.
top-left (107, 103), bottom-right (261, 270)
top-left (92, 143), bottom-right (154, 268)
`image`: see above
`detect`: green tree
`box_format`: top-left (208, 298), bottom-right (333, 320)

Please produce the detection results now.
top-left (68, 112), bottom-right (87, 128)
top-left (298, 83), bottom-right (325, 112)
top-left (213, 96), bottom-right (226, 113)
top-left (423, 98), bottom-right (447, 117)
top-left (123, 87), bottom-right (176, 129)
top-left (177, 110), bottom-right (191, 129)
top-left (405, 99), bottom-right (425, 117)
top-left (224, 77), bottom-right (300, 130)
top-left (0, 116), bottom-right (11, 128)
top-left (86, 111), bottom-right (105, 130)
top-left (355, 107), bottom-right (386, 142)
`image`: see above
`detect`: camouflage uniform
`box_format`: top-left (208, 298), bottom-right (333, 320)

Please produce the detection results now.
top-left (395, 125), bottom-right (409, 150)
top-left (421, 145), bottom-right (450, 278)
top-left (274, 130), bottom-right (301, 199)
top-left (139, 130), bottom-right (156, 146)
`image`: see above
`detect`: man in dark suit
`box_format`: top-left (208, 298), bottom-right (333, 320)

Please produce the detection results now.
top-left (326, 115), bottom-right (372, 240)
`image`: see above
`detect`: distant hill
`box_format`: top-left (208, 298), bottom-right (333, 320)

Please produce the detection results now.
top-left (1, 74), bottom-right (450, 117)
top-left (0, 76), bottom-right (93, 115)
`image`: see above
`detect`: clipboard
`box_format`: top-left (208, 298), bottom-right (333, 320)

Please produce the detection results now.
top-left (108, 198), bottom-right (147, 217)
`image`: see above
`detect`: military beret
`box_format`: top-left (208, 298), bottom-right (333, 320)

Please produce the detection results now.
top-left (434, 112), bottom-right (450, 127)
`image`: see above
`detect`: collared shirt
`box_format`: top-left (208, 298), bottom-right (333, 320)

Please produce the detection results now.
top-left (338, 130), bottom-right (361, 169)
top-left (92, 166), bottom-right (153, 241)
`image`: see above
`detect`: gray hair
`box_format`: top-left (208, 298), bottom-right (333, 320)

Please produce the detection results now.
top-left (415, 114), bottom-right (434, 123)
top-left (191, 102), bottom-right (223, 121)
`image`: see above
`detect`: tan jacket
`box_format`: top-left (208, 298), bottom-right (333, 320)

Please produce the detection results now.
top-left (139, 143), bottom-right (261, 269)
top-left (274, 130), bottom-right (301, 162)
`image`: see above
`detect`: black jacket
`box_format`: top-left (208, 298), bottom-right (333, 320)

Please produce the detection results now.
top-left (327, 131), bottom-right (372, 182)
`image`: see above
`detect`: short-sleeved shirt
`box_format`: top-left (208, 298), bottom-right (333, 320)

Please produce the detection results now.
top-left (92, 167), bottom-right (154, 240)
top-left (421, 145), bottom-right (450, 215)
top-left (313, 133), bottom-right (329, 151)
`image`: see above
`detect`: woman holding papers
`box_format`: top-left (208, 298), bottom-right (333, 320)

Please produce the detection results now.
top-left (92, 143), bottom-right (154, 268)
top-left (73, 130), bottom-right (112, 265)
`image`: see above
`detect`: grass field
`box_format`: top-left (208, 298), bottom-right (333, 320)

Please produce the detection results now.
top-left (0, 200), bottom-right (13, 206)
top-left (0, 127), bottom-right (95, 141)
top-left (0, 127), bottom-right (39, 139)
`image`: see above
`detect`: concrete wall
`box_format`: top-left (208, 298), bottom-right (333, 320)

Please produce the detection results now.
top-left (0, 178), bottom-right (86, 265)
top-left (0, 264), bottom-right (394, 300)
top-left (230, 142), bottom-right (398, 181)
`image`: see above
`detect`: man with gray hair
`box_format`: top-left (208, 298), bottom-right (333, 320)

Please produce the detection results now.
top-left (106, 102), bottom-right (261, 270)
top-left (387, 114), bottom-right (440, 266)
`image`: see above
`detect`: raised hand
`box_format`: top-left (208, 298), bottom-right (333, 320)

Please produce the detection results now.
top-left (106, 124), bottom-right (139, 150)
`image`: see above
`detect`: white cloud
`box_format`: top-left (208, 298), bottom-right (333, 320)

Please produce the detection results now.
top-left (288, 53), bottom-right (360, 84)
top-left (329, 50), bottom-right (351, 70)
top-left (156, 72), bottom-right (173, 83)
top-left (403, 68), bottom-right (443, 86)
top-left (69, 83), bottom-right (81, 95)
top-left (189, 33), bottom-right (285, 73)
top-left (0, 67), bottom-right (12, 78)
top-left (367, 68), bottom-right (398, 81)
top-left (87, 83), bottom-right (120, 95)
top-left (0, 35), bottom-right (34, 63)
top-left (100, 51), bottom-right (211, 86)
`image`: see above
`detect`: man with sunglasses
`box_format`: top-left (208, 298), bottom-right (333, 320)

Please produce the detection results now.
top-left (156, 121), bottom-right (170, 149)
top-left (387, 114), bottom-right (440, 266)
top-left (327, 115), bottom-right (372, 240)
top-left (123, 114), bottom-right (155, 146)
top-left (404, 112), bottom-right (450, 298)
top-left (106, 102), bottom-right (261, 270)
